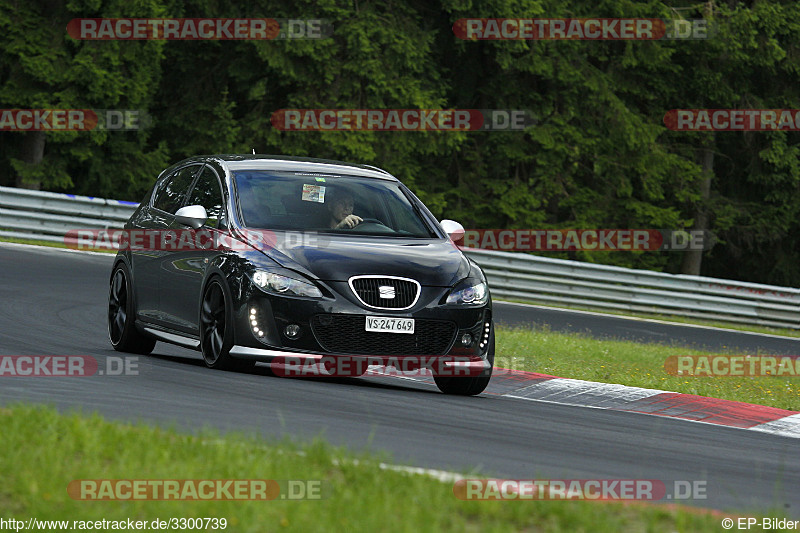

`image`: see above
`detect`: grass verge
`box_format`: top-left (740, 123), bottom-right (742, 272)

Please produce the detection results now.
top-left (495, 326), bottom-right (799, 411)
top-left (0, 404), bottom-right (741, 532)
top-left (499, 298), bottom-right (800, 339)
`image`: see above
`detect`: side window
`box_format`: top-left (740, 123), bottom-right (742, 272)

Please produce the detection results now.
top-left (152, 165), bottom-right (201, 214)
top-left (186, 166), bottom-right (225, 228)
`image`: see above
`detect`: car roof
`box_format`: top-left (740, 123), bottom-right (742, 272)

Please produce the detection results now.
top-left (182, 154), bottom-right (397, 181)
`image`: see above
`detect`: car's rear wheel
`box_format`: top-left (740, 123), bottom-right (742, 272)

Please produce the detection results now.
top-left (200, 277), bottom-right (254, 372)
top-left (108, 264), bottom-right (156, 354)
top-left (433, 325), bottom-right (494, 396)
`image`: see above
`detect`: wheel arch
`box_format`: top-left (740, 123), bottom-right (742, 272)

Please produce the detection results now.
top-left (109, 256), bottom-right (145, 333)
top-left (198, 265), bottom-right (241, 346)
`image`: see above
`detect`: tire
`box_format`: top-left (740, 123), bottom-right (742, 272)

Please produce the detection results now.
top-left (108, 263), bottom-right (156, 355)
top-left (200, 277), bottom-right (254, 372)
top-left (433, 325), bottom-right (494, 396)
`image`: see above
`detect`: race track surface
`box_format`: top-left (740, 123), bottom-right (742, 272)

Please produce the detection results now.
top-left (0, 244), bottom-right (796, 516)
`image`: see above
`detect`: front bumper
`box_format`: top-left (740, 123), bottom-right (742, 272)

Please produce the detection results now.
top-left (232, 281), bottom-right (492, 364)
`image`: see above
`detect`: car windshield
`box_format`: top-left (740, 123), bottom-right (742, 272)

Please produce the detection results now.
top-left (233, 170), bottom-right (437, 237)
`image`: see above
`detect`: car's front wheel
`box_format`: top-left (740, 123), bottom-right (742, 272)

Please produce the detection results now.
top-left (200, 277), bottom-right (254, 372)
top-left (433, 325), bottom-right (494, 396)
top-left (108, 264), bottom-right (156, 354)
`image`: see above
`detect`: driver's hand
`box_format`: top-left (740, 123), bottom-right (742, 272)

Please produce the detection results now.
top-left (336, 214), bottom-right (362, 229)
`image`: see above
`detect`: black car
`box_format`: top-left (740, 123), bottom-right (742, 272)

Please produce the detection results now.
top-left (108, 155), bottom-right (494, 395)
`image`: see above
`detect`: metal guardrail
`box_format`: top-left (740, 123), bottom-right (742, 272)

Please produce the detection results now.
top-left (1, 185), bottom-right (798, 329)
top-left (0, 185), bottom-right (137, 243)
top-left (463, 248), bottom-right (800, 329)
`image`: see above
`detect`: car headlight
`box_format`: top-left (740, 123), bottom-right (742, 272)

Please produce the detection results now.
top-left (446, 279), bottom-right (488, 305)
top-left (252, 270), bottom-right (322, 298)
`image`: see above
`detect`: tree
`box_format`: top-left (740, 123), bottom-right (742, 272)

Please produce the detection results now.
top-left (0, 0), bottom-right (169, 198)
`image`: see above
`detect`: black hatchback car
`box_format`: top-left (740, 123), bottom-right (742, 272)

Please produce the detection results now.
top-left (108, 155), bottom-right (494, 395)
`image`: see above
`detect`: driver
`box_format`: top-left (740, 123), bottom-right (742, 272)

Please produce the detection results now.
top-left (328, 188), bottom-right (363, 229)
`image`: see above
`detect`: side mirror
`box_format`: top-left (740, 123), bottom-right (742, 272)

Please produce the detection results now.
top-left (439, 219), bottom-right (465, 241)
top-left (175, 205), bottom-right (208, 229)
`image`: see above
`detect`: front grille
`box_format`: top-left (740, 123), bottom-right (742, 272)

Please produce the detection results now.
top-left (311, 314), bottom-right (457, 355)
top-left (349, 276), bottom-right (420, 310)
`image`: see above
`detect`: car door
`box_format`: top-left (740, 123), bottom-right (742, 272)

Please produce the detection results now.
top-left (159, 164), bottom-right (228, 334)
top-left (132, 163), bottom-right (203, 326)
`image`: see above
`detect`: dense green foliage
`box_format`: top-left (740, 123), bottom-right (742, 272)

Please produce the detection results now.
top-left (1, 0), bottom-right (799, 284)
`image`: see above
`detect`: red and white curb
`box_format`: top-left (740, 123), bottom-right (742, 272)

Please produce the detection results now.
top-left (367, 367), bottom-right (800, 438)
top-left (750, 413), bottom-right (800, 438)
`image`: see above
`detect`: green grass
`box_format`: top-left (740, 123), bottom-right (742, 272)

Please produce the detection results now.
top-left (499, 298), bottom-right (800, 339)
top-left (0, 404), bottom-right (745, 532)
top-left (495, 325), bottom-right (799, 411)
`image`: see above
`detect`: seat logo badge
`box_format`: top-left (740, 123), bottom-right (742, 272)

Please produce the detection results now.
top-left (378, 286), bottom-right (396, 299)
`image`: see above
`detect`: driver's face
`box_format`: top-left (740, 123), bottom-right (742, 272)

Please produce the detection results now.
top-left (331, 196), bottom-right (354, 220)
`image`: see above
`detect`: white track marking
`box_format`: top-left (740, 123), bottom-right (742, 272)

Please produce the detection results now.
top-left (201, 440), bottom-right (468, 482)
top-left (510, 377), bottom-right (668, 407)
top-left (377, 463), bottom-right (465, 483)
top-left (0, 241), bottom-right (115, 258)
top-left (750, 413), bottom-right (800, 439)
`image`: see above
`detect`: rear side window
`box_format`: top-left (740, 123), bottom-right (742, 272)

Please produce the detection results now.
top-left (186, 166), bottom-right (225, 228)
top-left (152, 165), bottom-right (201, 214)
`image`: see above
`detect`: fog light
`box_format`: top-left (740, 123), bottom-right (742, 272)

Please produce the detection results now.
top-left (284, 324), bottom-right (301, 339)
top-left (460, 333), bottom-right (473, 346)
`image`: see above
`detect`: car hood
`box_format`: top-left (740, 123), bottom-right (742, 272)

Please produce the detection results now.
top-left (251, 233), bottom-right (471, 287)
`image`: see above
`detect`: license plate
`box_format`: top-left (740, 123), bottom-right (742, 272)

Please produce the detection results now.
top-left (365, 316), bottom-right (415, 334)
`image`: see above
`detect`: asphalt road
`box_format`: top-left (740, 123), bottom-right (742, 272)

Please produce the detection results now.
top-left (0, 243), bottom-right (797, 516)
